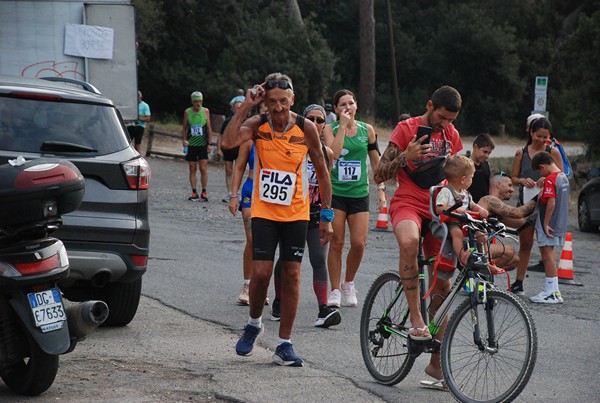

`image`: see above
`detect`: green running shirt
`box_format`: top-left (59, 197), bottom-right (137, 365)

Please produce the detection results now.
top-left (330, 120), bottom-right (370, 198)
top-left (186, 107), bottom-right (208, 146)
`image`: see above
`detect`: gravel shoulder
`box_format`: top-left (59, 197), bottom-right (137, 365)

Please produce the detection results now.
top-left (0, 128), bottom-right (589, 402)
top-left (0, 296), bottom-right (384, 402)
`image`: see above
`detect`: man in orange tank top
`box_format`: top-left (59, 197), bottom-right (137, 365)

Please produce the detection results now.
top-left (222, 72), bottom-right (333, 367)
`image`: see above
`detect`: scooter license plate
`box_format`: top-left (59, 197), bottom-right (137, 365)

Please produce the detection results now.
top-left (28, 288), bottom-right (66, 330)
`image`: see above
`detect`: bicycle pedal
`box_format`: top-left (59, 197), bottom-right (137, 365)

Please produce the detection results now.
top-left (424, 339), bottom-right (441, 353)
top-left (407, 338), bottom-right (426, 357)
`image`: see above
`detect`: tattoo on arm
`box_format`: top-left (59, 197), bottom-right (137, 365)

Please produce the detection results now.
top-left (375, 143), bottom-right (405, 183)
top-left (488, 196), bottom-right (531, 219)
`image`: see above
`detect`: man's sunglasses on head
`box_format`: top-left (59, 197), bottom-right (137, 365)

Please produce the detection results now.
top-left (264, 80), bottom-right (293, 92)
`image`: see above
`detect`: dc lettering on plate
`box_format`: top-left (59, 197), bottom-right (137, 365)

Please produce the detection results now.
top-left (259, 168), bottom-right (296, 205)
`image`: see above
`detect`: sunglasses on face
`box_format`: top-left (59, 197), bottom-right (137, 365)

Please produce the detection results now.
top-left (306, 116), bottom-right (325, 124)
top-left (264, 79), bottom-right (293, 91)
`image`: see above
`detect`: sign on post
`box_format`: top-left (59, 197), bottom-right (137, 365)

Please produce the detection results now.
top-left (533, 76), bottom-right (548, 112)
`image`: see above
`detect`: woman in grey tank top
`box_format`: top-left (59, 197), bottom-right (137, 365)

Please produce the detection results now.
top-left (508, 115), bottom-right (564, 295)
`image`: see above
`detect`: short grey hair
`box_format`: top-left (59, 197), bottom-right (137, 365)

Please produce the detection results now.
top-left (264, 72), bottom-right (293, 92)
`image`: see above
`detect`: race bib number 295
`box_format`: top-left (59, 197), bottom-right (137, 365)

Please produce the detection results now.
top-left (259, 168), bottom-right (297, 206)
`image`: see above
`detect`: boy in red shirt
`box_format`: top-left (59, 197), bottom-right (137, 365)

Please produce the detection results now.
top-left (529, 151), bottom-right (570, 304)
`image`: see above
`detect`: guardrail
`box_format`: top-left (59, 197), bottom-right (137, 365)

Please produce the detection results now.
top-left (145, 124), bottom-right (221, 161)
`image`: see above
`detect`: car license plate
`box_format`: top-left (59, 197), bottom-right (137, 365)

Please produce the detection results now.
top-left (28, 288), bottom-right (66, 329)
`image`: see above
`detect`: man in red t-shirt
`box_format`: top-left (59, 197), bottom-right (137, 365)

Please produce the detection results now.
top-left (374, 85), bottom-right (463, 385)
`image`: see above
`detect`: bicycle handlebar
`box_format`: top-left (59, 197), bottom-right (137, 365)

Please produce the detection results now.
top-left (442, 200), bottom-right (518, 239)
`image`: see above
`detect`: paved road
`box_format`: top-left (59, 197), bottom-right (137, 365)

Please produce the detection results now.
top-left (141, 157), bottom-right (600, 402)
top-left (2, 155), bottom-right (596, 402)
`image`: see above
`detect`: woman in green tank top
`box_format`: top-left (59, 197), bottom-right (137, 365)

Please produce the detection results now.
top-left (322, 89), bottom-right (386, 308)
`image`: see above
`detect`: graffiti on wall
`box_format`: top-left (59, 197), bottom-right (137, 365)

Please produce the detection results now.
top-left (21, 61), bottom-right (85, 80)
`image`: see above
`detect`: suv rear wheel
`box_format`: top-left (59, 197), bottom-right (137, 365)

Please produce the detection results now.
top-left (97, 278), bottom-right (142, 326)
top-left (578, 197), bottom-right (599, 233)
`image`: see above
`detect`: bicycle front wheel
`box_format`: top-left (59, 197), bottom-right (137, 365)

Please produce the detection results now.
top-left (360, 270), bottom-right (415, 385)
top-left (441, 289), bottom-right (537, 403)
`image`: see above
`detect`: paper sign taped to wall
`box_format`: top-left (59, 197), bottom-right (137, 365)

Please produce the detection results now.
top-left (64, 24), bottom-right (114, 59)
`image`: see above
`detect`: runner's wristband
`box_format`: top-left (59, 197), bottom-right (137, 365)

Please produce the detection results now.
top-left (320, 208), bottom-right (335, 222)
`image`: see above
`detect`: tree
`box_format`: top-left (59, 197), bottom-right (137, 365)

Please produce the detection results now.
top-left (359, 0), bottom-right (376, 121)
top-left (284, 0), bottom-right (303, 25)
top-left (135, 0), bottom-right (336, 118)
top-left (552, 7), bottom-right (600, 157)
top-left (133, 0), bottom-right (599, 157)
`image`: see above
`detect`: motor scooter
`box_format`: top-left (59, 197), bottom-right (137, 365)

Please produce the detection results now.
top-left (0, 158), bottom-right (108, 396)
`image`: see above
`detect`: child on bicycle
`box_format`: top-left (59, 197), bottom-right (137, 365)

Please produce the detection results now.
top-left (435, 155), bottom-right (490, 266)
top-left (529, 151), bottom-right (569, 304)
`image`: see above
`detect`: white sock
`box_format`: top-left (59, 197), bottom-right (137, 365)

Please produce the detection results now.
top-left (277, 338), bottom-right (291, 346)
top-left (552, 277), bottom-right (560, 293)
top-left (244, 279), bottom-right (250, 285)
top-left (543, 277), bottom-right (554, 294)
top-left (248, 316), bottom-right (262, 328)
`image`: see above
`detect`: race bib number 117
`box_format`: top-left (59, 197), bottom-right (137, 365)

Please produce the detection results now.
top-left (338, 160), bottom-right (361, 181)
top-left (259, 168), bottom-right (297, 206)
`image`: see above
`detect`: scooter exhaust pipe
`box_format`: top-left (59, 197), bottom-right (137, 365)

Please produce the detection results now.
top-left (65, 300), bottom-right (109, 338)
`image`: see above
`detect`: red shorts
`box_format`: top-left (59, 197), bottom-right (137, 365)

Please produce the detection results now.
top-left (390, 196), bottom-right (441, 258)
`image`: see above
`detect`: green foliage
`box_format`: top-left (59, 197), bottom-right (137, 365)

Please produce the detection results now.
top-left (133, 0), bottom-right (166, 67)
top-left (552, 6), bottom-right (600, 158)
top-left (133, 0), bottom-right (599, 157)
top-left (135, 0), bottom-right (336, 120)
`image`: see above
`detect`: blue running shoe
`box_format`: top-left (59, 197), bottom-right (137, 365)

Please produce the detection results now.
top-left (235, 325), bottom-right (263, 356)
top-left (272, 342), bottom-right (304, 367)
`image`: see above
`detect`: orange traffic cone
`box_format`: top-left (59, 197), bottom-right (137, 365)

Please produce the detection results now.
top-left (557, 232), bottom-right (583, 286)
top-left (374, 206), bottom-right (390, 231)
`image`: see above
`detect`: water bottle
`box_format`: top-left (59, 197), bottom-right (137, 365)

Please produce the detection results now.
top-left (183, 146), bottom-right (188, 154)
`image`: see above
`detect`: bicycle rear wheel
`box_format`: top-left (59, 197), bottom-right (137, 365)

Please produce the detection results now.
top-left (441, 289), bottom-right (537, 403)
top-left (360, 271), bottom-right (415, 385)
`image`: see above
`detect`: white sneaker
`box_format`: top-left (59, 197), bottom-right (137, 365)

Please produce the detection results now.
top-left (341, 281), bottom-right (358, 307)
top-left (237, 283), bottom-right (250, 305)
top-left (529, 291), bottom-right (561, 304)
top-left (555, 291), bottom-right (564, 303)
top-left (328, 289), bottom-right (341, 308)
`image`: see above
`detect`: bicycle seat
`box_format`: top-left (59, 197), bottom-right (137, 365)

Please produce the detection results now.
top-left (429, 186), bottom-right (445, 239)
top-left (428, 186), bottom-right (457, 273)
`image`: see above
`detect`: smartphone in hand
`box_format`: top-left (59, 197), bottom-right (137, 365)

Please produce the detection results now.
top-left (417, 125), bottom-right (433, 144)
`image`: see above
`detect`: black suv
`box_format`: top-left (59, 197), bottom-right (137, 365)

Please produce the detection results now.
top-left (0, 75), bottom-right (150, 326)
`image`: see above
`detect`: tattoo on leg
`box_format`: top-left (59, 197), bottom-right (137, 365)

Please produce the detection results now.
top-left (400, 262), bottom-right (418, 290)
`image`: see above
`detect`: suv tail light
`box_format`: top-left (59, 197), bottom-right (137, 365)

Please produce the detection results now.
top-left (132, 255), bottom-right (148, 267)
top-left (122, 158), bottom-right (150, 189)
